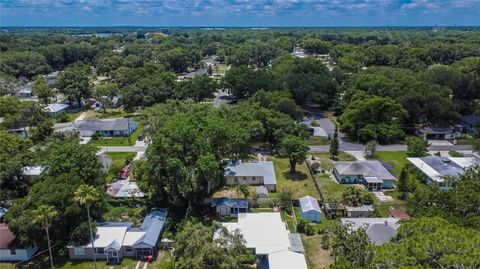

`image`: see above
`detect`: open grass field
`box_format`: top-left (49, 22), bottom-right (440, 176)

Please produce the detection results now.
top-left (85, 108), bottom-right (136, 120)
top-left (371, 151), bottom-right (409, 177)
top-left (308, 137), bottom-right (330, 146)
top-left (269, 157), bottom-right (320, 199)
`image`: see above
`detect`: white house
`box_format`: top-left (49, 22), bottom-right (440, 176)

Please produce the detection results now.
top-left (215, 213), bottom-right (307, 269)
top-left (224, 161), bottom-right (277, 191)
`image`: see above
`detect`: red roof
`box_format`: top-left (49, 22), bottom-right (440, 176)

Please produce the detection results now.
top-left (0, 223), bottom-right (17, 249)
top-left (389, 208), bottom-right (410, 220)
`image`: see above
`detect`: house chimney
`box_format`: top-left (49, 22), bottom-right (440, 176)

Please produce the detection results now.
top-left (384, 220), bottom-right (388, 226)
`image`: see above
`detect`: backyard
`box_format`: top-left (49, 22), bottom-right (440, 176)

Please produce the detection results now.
top-left (268, 156), bottom-right (320, 199)
top-left (104, 152), bottom-right (136, 182)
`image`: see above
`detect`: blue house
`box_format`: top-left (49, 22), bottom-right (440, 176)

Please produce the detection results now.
top-left (332, 161), bottom-right (396, 191)
top-left (299, 196), bottom-right (321, 223)
top-left (212, 198), bottom-right (248, 217)
top-left (78, 118), bottom-right (137, 137)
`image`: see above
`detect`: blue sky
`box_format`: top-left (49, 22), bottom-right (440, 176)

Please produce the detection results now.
top-left (1, 0), bottom-right (480, 27)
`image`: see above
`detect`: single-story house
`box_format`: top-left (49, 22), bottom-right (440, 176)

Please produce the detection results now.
top-left (407, 156), bottom-right (479, 186)
top-left (45, 71), bottom-right (59, 85)
top-left (211, 198), bottom-right (248, 217)
top-left (324, 203), bottom-right (346, 219)
top-left (68, 209), bottom-right (167, 264)
top-left (461, 115), bottom-right (480, 135)
top-left (341, 218), bottom-right (400, 246)
top-left (92, 96), bottom-right (123, 110)
top-left (16, 83), bottom-right (33, 98)
top-left (345, 205), bottom-right (374, 218)
top-left (224, 161), bottom-right (277, 191)
top-left (78, 118), bottom-right (137, 137)
top-left (298, 196), bottom-right (321, 223)
top-left (1, 217), bottom-right (38, 262)
top-left (215, 213), bottom-right (307, 269)
top-left (44, 103), bottom-right (69, 118)
top-left (416, 125), bottom-right (462, 140)
top-left (332, 161), bottom-right (396, 191)
top-left (177, 69), bottom-right (208, 81)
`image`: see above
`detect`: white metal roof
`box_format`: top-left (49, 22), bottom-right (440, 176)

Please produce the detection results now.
top-left (268, 250), bottom-right (308, 269)
top-left (21, 166), bottom-right (44, 176)
top-left (220, 213), bottom-right (290, 255)
top-left (122, 231), bottom-right (146, 246)
top-left (44, 103), bottom-right (69, 113)
top-left (225, 161), bottom-right (277, 185)
top-left (298, 195), bottom-right (321, 213)
top-left (89, 226), bottom-right (128, 248)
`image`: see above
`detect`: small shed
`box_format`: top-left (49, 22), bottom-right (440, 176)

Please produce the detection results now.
top-left (298, 196), bottom-right (321, 223)
top-left (211, 198), bottom-right (248, 217)
top-left (288, 233), bottom-right (304, 253)
top-left (345, 205), bottom-right (375, 218)
top-left (324, 203), bottom-right (346, 219)
top-left (389, 208), bottom-right (410, 220)
top-left (256, 186), bottom-right (269, 198)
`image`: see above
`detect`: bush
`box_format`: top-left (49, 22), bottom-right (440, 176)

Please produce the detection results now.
top-left (297, 218), bottom-right (316, 235)
top-left (91, 132), bottom-right (100, 140)
top-left (448, 150), bottom-right (464, 157)
top-left (55, 111), bottom-right (69, 123)
top-left (362, 193), bottom-right (374, 205)
top-left (70, 221), bottom-right (96, 245)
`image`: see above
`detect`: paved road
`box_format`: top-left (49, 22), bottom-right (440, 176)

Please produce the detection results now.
top-left (213, 89), bottom-right (231, 107)
top-left (98, 146), bottom-right (148, 152)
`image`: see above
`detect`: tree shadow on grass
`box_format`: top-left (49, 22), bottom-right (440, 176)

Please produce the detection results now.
top-left (282, 171), bottom-right (308, 181)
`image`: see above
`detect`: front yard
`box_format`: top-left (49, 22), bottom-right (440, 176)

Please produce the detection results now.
top-left (88, 128), bottom-right (140, 146)
top-left (268, 157), bottom-right (320, 199)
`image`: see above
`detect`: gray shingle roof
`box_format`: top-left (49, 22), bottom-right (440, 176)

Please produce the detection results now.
top-left (288, 233), bottom-right (304, 253)
top-left (225, 161), bottom-right (277, 185)
top-left (78, 118), bottom-right (133, 132)
top-left (333, 161), bottom-right (396, 181)
top-left (367, 223), bottom-right (398, 246)
top-left (299, 195), bottom-right (321, 213)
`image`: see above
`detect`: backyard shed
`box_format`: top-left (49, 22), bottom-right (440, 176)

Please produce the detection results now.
top-left (256, 186), bottom-right (269, 198)
top-left (298, 195), bottom-right (321, 223)
top-left (211, 198), bottom-right (248, 217)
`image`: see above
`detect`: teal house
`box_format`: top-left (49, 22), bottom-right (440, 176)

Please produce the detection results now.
top-left (332, 161), bottom-right (396, 191)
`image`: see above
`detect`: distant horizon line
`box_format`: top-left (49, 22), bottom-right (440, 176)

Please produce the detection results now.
top-left (2, 25), bottom-right (480, 28)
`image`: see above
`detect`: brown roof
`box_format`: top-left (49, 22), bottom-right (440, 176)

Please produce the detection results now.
top-left (389, 208), bottom-right (410, 220)
top-left (0, 223), bottom-right (17, 249)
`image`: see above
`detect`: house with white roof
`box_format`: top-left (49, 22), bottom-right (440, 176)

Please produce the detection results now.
top-left (215, 212), bottom-right (307, 269)
top-left (68, 210), bottom-right (167, 264)
top-left (407, 156), bottom-right (479, 186)
top-left (44, 103), bottom-right (69, 117)
top-left (299, 195), bottom-right (321, 222)
top-left (224, 161), bottom-right (277, 191)
top-left (341, 218), bottom-right (400, 246)
top-left (332, 161), bottom-right (396, 191)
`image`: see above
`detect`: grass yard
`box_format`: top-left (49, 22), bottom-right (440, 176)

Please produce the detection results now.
top-left (268, 157), bottom-right (320, 199)
top-left (85, 108), bottom-right (135, 120)
top-left (301, 234), bottom-right (333, 269)
top-left (152, 251), bottom-right (174, 269)
top-left (88, 128), bottom-right (140, 146)
top-left (370, 151), bottom-right (408, 177)
top-left (308, 137), bottom-right (330, 146)
top-left (104, 152), bottom-right (136, 182)
top-left (281, 210), bottom-right (297, 232)
top-left (55, 259), bottom-right (139, 269)
top-left (211, 186), bottom-right (256, 199)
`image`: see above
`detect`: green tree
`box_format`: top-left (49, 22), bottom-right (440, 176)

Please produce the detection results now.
top-left (330, 125), bottom-right (339, 159)
top-left (365, 140), bottom-right (377, 158)
top-left (236, 184), bottom-right (250, 199)
top-left (74, 185), bottom-right (101, 269)
top-left (0, 51), bottom-right (51, 78)
top-left (55, 64), bottom-right (92, 107)
top-left (406, 136), bottom-right (430, 157)
top-left (278, 187), bottom-right (294, 214)
top-left (93, 82), bottom-right (118, 113)
top-left (33, 205), bottom-right (58, 269)
top-left (178, 74), bottom-right (217, 102)
top-left (174, 221), bottom-right (254, 269)
top-left (397, 166), bottom-right (409, 194)
top-left (32, 76), bottom-right (53, 105)
top-left (280, 135), bottom-right (307, 174)
top-left (42, 142), bottom-right (103, 185)
top-left (341, 187), bottom-right (363, 207)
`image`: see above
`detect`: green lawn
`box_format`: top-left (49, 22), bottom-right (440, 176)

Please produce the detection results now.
top-left (269, 157), bottom-right (320, 199)
top-left (153, 251), bottom-right (174, 269)
top-left (301, 234), bottom-right (332, 269)
top-left (88, 128), bottom-right (140, 146)
top-left (308, 137), bottom-right (330, 146)
top-left (85, 108), bottom-right (136, 120)
top-left (370, 151), bottom-right (408, 177)
top-left (281, 210), bottom-right (296, 232)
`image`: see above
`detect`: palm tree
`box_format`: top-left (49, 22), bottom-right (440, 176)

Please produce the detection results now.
top-left (74, 185), bottom-right (100, 269)
top-left (33, 205), bottom-right (58, 269)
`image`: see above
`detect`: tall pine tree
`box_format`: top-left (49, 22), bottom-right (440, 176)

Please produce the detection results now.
top-left (330, 125), bottom-right (339, 159)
